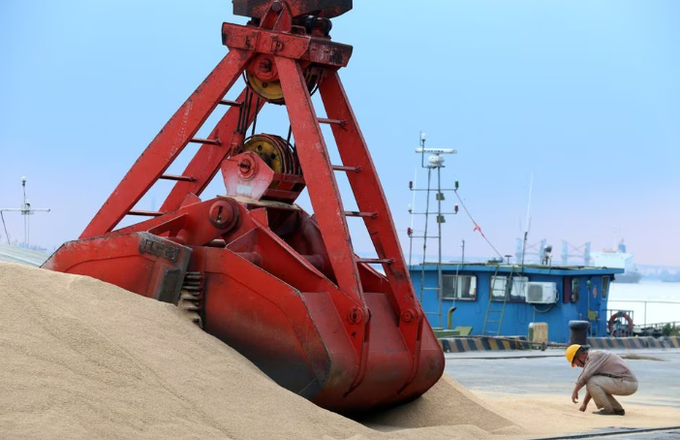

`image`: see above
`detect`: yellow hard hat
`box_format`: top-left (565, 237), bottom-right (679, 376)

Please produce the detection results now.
top-left (565, 344), bottom-right (581, 367)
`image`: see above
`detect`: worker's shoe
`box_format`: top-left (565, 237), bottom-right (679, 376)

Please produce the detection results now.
top-left (592, 409), bottom-right (625, 416)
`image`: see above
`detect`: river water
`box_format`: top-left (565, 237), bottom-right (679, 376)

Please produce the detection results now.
top-left (608, 279), bottom-right (680, 328)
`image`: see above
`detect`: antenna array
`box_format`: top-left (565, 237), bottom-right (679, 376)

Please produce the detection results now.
top-left (0, 177), bottom-right (51, 246)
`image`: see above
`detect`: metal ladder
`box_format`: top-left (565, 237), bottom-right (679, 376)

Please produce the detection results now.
top-left (482, 265), bottom-right (511, 336)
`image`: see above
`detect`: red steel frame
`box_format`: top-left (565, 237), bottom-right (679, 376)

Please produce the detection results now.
top-left (44, 0), bottom-right (444, 413)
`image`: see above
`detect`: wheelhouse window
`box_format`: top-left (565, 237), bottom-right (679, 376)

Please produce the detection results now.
top-left (490, 276), bottom-right (529, 302)
top-left (571, 278), bottom-right (580, 303)
top-left (442, 274), bottom-right (477, 300)
top-left (602, 276), bottom-right (610, 299)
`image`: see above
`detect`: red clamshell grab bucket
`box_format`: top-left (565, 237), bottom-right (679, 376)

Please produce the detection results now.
top-left (193, 246), bottom-right (445, 413)
top-left (43, 224), bottom-right (444, 415)
top-left (42, 0), bottom-right (446, 415)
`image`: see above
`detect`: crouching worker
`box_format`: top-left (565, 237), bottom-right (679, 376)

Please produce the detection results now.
top-left (565, 344), bottom-right (638, 415)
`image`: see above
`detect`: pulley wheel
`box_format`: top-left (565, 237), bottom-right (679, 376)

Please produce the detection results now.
top-left (245, 72), bottom-right (285, 103)
top-left (245, 68), bottom-right (320, 104)
top-left (242, 134), bottom-right (298, 175)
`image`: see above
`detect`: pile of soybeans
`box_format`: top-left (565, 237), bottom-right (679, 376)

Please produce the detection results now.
top-left (1, 262), bottom-right (676, 440)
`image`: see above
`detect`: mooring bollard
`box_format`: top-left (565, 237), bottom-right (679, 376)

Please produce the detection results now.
top-left (568, 320), bottom-right (590, 346)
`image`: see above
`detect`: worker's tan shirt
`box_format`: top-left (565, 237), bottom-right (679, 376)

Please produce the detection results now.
top-left (576, 350), bottom-right (637, 387)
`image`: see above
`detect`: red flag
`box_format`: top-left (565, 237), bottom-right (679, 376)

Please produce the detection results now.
top-left (473, 222), bottom-right (486, 238)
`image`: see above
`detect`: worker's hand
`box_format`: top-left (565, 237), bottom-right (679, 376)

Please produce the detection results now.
top-left (579, 401), bottom-right (588, 412)
top-left (571, 390), bottom-right (579, 404)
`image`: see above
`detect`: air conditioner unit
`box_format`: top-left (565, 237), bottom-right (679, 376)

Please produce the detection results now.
top-left (526, 282), bottom-right (557, 304)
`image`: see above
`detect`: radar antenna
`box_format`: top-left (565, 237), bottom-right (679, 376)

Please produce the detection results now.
top-left (0, 176), bottom-right (51, 246)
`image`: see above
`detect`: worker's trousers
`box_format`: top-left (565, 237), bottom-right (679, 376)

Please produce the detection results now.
top-left (586, 376), bottom-right (638, 412)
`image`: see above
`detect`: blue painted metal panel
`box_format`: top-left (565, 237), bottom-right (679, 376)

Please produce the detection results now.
top-left (411, 264), bottom-right (622, 344)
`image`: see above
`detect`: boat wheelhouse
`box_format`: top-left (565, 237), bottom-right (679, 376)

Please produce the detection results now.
top-left (410, 262), bottom-right (624, 343)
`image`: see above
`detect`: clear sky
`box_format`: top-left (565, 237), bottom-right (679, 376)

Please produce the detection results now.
top-left (1, 1), bottom-right (679, 266)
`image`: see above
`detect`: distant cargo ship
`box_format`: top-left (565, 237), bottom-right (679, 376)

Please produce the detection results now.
top-left (590, 240), bottom-right (642, 284)
top-left (660, 272), bottom-right (680, 283)
top-left (612, 270), bottom-right (642, 284)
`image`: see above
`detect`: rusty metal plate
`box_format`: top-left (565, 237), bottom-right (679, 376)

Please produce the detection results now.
top-left (233, 0), bottom-right (352, 19)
